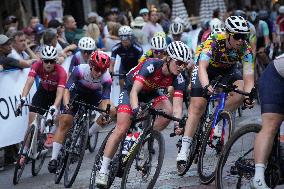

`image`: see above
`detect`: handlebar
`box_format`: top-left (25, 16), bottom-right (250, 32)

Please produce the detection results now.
top-left (110, 73), bottom-right (126, 78)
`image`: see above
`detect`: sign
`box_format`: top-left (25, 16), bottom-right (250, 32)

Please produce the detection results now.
top-left (0, 69), bottom-right (36, 148)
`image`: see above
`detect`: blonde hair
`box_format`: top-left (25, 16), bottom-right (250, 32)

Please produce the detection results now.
top-left (107, 21), bottom-right (121, 37)
top-left (85, 23), bottom-right (100, 43)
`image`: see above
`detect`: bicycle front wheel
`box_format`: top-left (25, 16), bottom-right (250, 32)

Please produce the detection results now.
top-left (13, 124), bottom-right (34, 185)
top-left (121, 130), bottom-right (165, 189)
top-left (64, 123), bottom-right (88, 187)
top-left (198, 111), bottom-right (233, 184)
top-left (31, 131), bottom-right (47, 176)
top-left (215, 124), bottom-right (261, 189)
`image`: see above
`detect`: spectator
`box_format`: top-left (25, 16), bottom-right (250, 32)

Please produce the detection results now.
top-left (142, 9), bottom-right (164, 43)
top-left (131, 16), bottom-right (147, 45)
top-left (87, 12), bottom-right (99, 24)
top-left (85, 23), bottom-right (105, 49)
top-left (31, 23), bottom-right (46, 55)
top-left (0, 34), bottom-right (33, 71)
top-left (22, 16), bottom-right (40, 44)
top-left (63, 15), bottom-right (84, 44)
top-left (48, 19), bottom-right (69, 48)
top-left (8, 31), bottom-right (38, 60)
top-left (104, 21), bottom-right (121, 52)
top-left (159, 3), bottom-right (171, 33)
top-left (3, 15), bottom-right (19, 33)
top-left (139, 8), bottom-right (149, 22)
top-left (103, 8), bottom-right (120, 38)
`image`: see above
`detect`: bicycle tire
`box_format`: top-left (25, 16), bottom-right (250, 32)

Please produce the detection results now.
top-left (215, 124), bottom-right (261, 189)
top-left (198, 111), bottom-right (233, 184)
top-left (31, 130), bottom-right (47, 176)
top-left (54, 131), bottom-right (71, 184)
top-left (89, 128), bottom-right (116, 189)
top-left (13, 124), bottom-right (34, 185)
top-left (88, 131), bottom-right (98, 153)
top-left (64, 122), bottom-right (89, 187)
top-left (121, 129), bottom-right (165, 189)
top-left (176, 119), bottom-right (204, 176)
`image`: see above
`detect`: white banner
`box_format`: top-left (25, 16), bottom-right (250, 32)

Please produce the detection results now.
top-left (0, 69), bottom-right (36, 148)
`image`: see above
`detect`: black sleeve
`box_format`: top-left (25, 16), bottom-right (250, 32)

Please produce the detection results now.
top-left (0, 56), bottom-right (20, 70)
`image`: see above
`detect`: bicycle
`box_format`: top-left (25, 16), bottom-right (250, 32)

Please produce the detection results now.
top-left (89, 100), bottom-right (187, 189)
top-left (215, 123), bottom-right (284, 189)
top-left (13, 104), bottom-right (54, 185)
top-left (176, 75), bottom-right (255, 184)
top-left (54, 100), bottom-right (110, 188)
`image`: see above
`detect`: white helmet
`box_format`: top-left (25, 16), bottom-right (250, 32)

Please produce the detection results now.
top-left (118, 25), bottom-right (133, 36)
top-left (209, 18), bottom-right (223, 30)
top-left (169, 22), bottom-right (184, 35)
top-left (211, 28), bottom-right (226, 35)
top-left (78, 37), bottom-right (96, 50)
top-left (225, 16), bottom-right (249, 34)
top-left (151, 36), bottom-right (167, 50)
top-left (166, 41), bottom-right (192, 63)
top-left (41, 45), bottom-right (58, 60)
top-left (279, 6), bottom-right (284, 14)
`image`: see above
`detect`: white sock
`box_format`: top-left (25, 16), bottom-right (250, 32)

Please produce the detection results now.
top-left (100, 156), bottom-right (111, 174)
top-left (51, 142), bottom-right (62, 160)
top-left (254, 163), bottom-right (266, 181)
top-left (179, 136), bottom-right (193, 154)
top-left (89, 122), bottom-right (101, 136)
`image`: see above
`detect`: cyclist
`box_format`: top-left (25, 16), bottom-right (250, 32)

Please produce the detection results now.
top-left (139, 35), bottom-right (167, 63)
top-left (201, 18), bottom-right (223, 43)
top-left (176, 16), bottom-right (255, 162)
top-left (95, 41), bottom-right (192, 186)
top-left (234, 10), bottom-right (257, 62)
top-left (168, 22), bottom-right (187, 43)
top-left (17, 45), bottom-right (67, 165)
top-left (68, 36), bottom-right (96, 74)
top-left (47, 50), bottom-right (116, 173)
top-left (250, 54), bottom-right (284, 188)
top-left (109, 25), bottom-right (143, 90)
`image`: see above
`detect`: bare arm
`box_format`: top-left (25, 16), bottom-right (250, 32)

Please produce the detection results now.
top-left (172, 96), bottom-right (183, 119)
top-left (243, 74), bottom-right (254, 93)
top-left (53, 87), bottom-right (65, 108)
top-left (130, 80), bottom-right (143, 110)
top-left (21, 76), bottom-right (35, 97)
top-left (63, 88), bottom-right (70, 106)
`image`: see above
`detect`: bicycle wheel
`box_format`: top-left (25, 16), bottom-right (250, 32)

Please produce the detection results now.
top-left (121, 130), bottom-right (165, 189)
top-left (176, 119), bottom-right (204, 176)
top-left (88, 131), bottom-right (98, 153)
top-left (64, 123), bottom-right (88, 187)
top-left (198, 111), bottom-right (233, 184)
top-left (215, 124), bottom-right (261, 189)
top-left (54, 132), bottom-right (71, 184)
top-left (31, 130), bottom-right (47, 176)
top-left (13, 124), bottom-right (34, 185)
top-left (89, 128), bottom-right (119, 189)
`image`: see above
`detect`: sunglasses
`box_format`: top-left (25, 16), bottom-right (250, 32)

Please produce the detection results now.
top-left (172, 58), bottom-right (186, 69)
top-left (120, 35), bottom-right (131, 40)
top-left (153, 49), bottom-right (165, 55)
top-left (172, 34), bottom-right (182, 38)
top-left (43, 59), bottom-right (56, 64)
top-left (83, 50), bottom-right (93, 55)
top-left (90, 64), bottom-right (106, 73)
top-left (141, 13), bottom-right (148, 17)
top-left (231, 33), bottom-right (248, 41)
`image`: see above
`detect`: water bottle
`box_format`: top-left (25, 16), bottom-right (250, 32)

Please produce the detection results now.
top-left (213, 123), bottom-right (222, 137)
top-left (122, 133), bottom-right (133, 156)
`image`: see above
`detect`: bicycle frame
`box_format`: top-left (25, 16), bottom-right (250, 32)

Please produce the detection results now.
top-left (27, 115), bottom-right (49, 161)
top-left (208, 91), bottom-right (228, 144)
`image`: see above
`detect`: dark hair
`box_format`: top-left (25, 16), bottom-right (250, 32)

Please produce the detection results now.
top-left (43, 29), bottom-right (57, 45)
top-left (10, 31), bottom-right (25, 40)
top-left (48, 19), bottom-right (62, 28)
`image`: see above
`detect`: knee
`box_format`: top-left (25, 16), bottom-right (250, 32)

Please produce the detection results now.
top-left (58, 115), bottom-right (72, 131)
top-left (189, 102), bottom-right (206, 116)
top-left (112, 124), bottom-right (129, 141)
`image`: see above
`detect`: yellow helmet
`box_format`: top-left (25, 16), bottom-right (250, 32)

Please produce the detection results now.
top-left (153, 31), bottom-right (166, 38)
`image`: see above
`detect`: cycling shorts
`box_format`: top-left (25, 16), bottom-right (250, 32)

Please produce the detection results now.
top-left (117, 89), bottom-right (168, 115)
top-left (191, 64), bottom-right (242, 98)
top-left (65, 90), bottom-right (103, 116)
top-left (259, 63), bottom-right (284, 115)
top-left (30, 85), bottom-right (56, 115)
